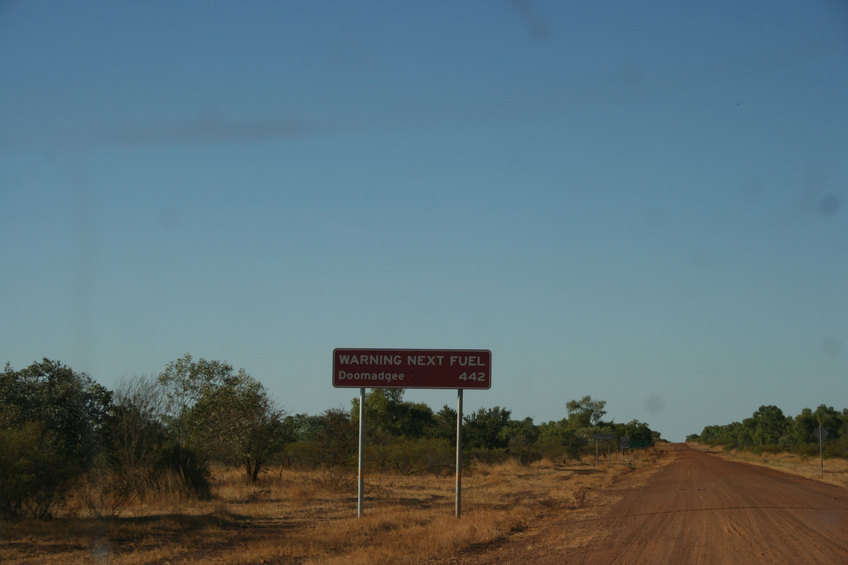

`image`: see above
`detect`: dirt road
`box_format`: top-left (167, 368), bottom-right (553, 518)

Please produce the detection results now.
top-left (450, 444), bottom-right (848, 564)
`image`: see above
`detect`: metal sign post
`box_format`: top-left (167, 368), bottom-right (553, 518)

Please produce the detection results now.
top-left (456, 389), bottom-right (463, 518)
top-left (357, 387), bottom-right (365, 517)
top-left (815, 425), bottom-right (829, 475)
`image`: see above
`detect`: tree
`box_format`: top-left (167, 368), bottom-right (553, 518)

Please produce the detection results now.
top-left (749, 405), bottom-right (787, 447)
top-left (190, 371), bottom-right (288, 482)
top-left (813, 405), bottom-right (841, 438)
top-left (286, 413), bottom-right (326, 442)
top-left (282, 409), bottom-right (358, 469)
top-left (502, 417), bottom-right (541, 463)
top-left (463, 407), bottom-right (511, 450)
top-left (0, 359), bottom-right (111, 517)
top-left (352, 389), bottom-right (436, 441)
top-left (430, 405), bottom-right (458, 444)
top-left (158, 353), bottom-right (235, 448)
top-left (102, 375), bottom-right (166, 495)
top-left (784, 408), bottom-right (818, 451)
top-left (566, 396), bottom-right (607, 428)
top-left (313, 408), bottom-right (358, 467)
top-left (618, 419), bottom-right (656, 448)
top-left (156, 353), bottom-right (241, 496)
top-left (0, 413), bottom-right (68, 518)
top-left (537, 418), bottom-right (586, 461)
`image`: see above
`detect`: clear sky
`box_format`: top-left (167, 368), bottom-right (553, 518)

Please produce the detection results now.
top-left (2, 1), bottom-right (846, 442)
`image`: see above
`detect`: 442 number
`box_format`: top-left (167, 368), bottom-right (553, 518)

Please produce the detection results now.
top-left (458, 372), bottom-right (486, 383)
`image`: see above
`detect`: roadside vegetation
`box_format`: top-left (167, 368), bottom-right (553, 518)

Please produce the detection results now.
top-left (1, 356), bottom-right (668, 563)
top-left (1, 356), bottom-right (659, 522)
top-left (686, 404), bottom-right (848, 458)
top-left (0, 448), bottom-right (668, 564)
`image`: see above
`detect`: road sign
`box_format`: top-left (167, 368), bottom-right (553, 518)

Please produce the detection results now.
top-left (333, 348), bottom-right (491, 389)
top-left (814, 428), bottom-right (829, 441)
top-left (620, 436), bottom-right (631, 450)
top-left (593, 433), bottom-right (615, 464)
top-left (335, 349), bottom-right (492, 520)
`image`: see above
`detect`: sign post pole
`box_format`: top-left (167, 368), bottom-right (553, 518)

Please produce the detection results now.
top-left (456, 388), bottom-right (463, 519)
top-left (814, 425), bottom-right (829, 475)
top-left (357, 387), bottom-right (365, 517)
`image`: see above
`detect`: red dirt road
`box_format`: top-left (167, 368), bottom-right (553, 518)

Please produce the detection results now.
top-left (452, 444), bottom-right (848, 564)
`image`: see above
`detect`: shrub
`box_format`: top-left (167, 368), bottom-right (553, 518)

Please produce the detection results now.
top-left (0, 420), bottom-right (75, 518)
top-left (469, 447), bottom-right (509, 466)
top-left (368, 438), bottom-right (454, 475)
top-left (77, 455), bottom-right (135, 518)
top-left (154, 445), bottom-right (211, 499)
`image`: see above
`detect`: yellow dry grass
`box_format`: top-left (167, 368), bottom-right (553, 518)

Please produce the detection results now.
top-left (690, 444), bottom-right (848, 490)
top-left (0, 450), bottom-right (667, 565)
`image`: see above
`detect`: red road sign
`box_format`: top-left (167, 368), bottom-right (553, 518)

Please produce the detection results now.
top-left (333, 348), bottom-right (491, 389)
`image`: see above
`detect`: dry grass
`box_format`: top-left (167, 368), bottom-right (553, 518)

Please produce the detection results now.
top-left (0, 450), bottom-right (666, 564)
top-left (690, 444), bottom-right (848, 490)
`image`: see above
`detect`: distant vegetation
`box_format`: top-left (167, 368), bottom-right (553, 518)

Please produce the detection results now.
top-left (1, 355), bottom-right (659, 519)
top-left (687, 405), bottom-right (848, 457)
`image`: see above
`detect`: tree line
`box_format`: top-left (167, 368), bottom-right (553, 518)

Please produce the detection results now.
top-left (687, 404), bottom-right (848, 456)
top-left (1, 355), bottom-right (659, 519)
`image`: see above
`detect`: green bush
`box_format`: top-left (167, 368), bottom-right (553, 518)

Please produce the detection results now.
top-left (367, 438), bottom-right (454, 475)
top-left (153, 444), bottom-right (211, 499)
top-left (793, 442), bottom-right (819, 458)
top-left (1, 360), bottom-right (111, 517)
top-left (282, 440), bottom-right (356, 470)
top-left (468, 447), bottom-right (509, 465)
top-left (0, 420), bottom-right (76, 518)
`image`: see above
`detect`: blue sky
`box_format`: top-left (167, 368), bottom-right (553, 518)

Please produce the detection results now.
top-left (2, 1), bottom-right (846, 441)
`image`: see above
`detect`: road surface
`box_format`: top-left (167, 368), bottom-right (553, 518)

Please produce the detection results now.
top-left (451, 444), bottom-right (848, 564)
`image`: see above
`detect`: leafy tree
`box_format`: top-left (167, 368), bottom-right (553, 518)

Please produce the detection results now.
top-left (285, 409), bottom-right (357, 468)
top-left (0, 359), bottom-right (111, 517)
top-left (696, 404), bottom-right (848, 456)
top-left (1, 359), bottom-right (111, 463)
top-left (156, 353), bottom-right (242, 496)
top-left (0, 413), bottom-right (69, 518)
top-left (502, 417), bottom-right (541, 463)
top-left (536, 418), bottom-right (585, 461)
top-left (463, 406), bottom-right (511, 450)
top-left (190, 371), bottom-right (288, 482)
top-left (430, 405), bottom-right (458, 444)
top-left (285, 413), bottom-right (326, 441)
top-left (396, 401), bottom-right (437, 438)
top-left (616, 419), bottom-right (656, 448)
top-left (813, 405), bottom-right (842, 438)
top-left (102, 375), bottom-right (166, 495)
top-left (783, 408), bottom-right (818, 451)
top-left (158, 353), bottom-right (235, 448)
top-left (749, 405), bottom-right (788, 447)
top-left (352, 389), bottom-right (436, 441)
top-left (566, 396), bottom-right (607, 428)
